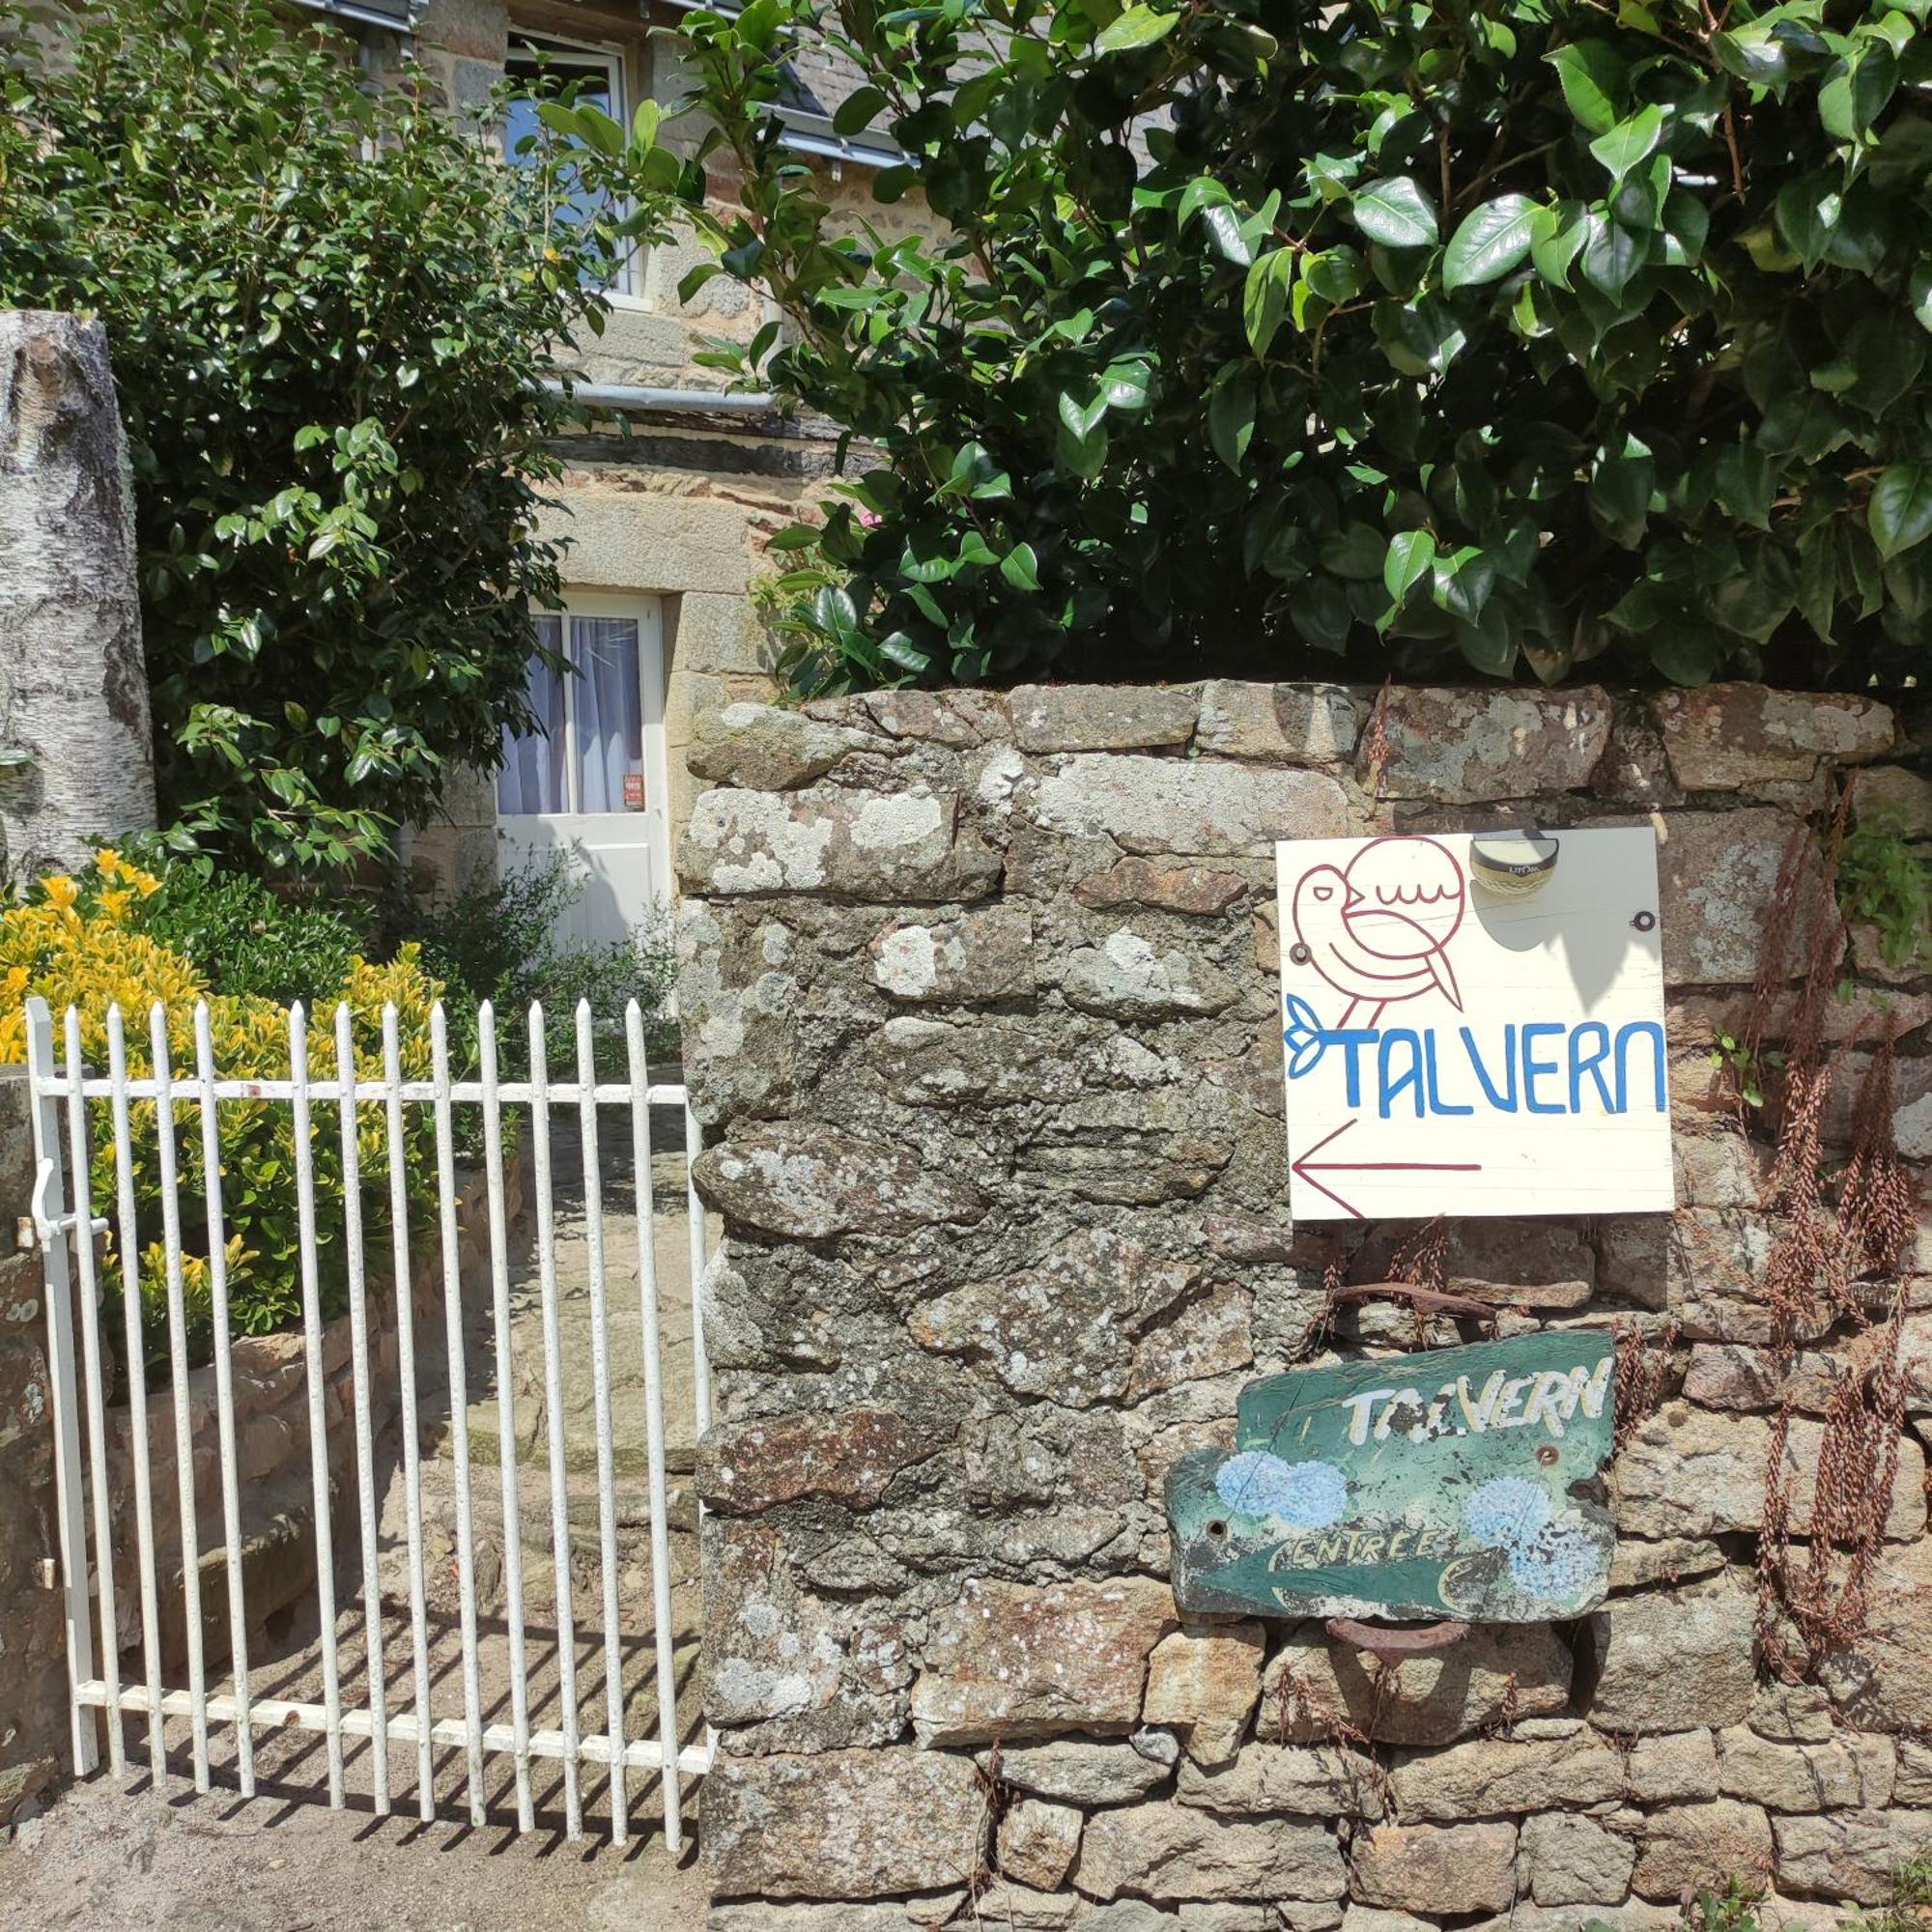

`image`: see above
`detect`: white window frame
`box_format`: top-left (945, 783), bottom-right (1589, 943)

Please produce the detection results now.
top-left (507, 592), bottom-right (668, 821)
top-left (503, 29), bottom-right (640, 298)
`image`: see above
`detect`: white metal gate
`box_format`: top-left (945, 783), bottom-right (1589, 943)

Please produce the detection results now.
top-left (22, 991), bottom-right (712, 1848)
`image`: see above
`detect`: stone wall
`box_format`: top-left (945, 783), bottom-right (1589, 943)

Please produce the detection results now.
top-left (676, 681), bottom-right (1932, 1929)
top-left (0, 1069), bottom-right (67, 1830)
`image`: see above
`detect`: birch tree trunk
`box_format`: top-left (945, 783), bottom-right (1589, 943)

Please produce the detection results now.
top-left (0, 310), bottom-right (156, 883)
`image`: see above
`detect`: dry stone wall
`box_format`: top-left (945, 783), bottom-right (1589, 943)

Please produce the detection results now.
top-left (0, 1069), bottom-right (66, 1830)
top-left (676, 681), bottom-right (1932, 1930)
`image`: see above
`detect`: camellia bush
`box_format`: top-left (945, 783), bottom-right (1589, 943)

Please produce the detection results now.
top-left (0, 0), bottom-right (659, 872)
top-left (624, 0), bottom-right (1932, 691)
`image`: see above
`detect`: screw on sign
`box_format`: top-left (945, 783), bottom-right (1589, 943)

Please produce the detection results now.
top-left (1275, 827), bottom-right (1676, 1221)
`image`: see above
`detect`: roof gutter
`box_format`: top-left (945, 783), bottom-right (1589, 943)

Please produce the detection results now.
top-left (549, 380), bottom-right (780, 415)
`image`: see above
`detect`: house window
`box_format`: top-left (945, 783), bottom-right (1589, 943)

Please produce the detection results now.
top-left (496, 595), bottom-right (673, 945)
top-left (502, 32), bottom-right (638, 296)
top-left (497, 599), bottom-right (664, 818)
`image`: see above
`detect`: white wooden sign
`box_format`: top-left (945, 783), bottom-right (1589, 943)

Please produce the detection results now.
top-left (1276, 827), bottom-right (1675, 1221)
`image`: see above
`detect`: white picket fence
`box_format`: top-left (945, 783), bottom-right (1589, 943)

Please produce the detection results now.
top-left (23, 992), bottom-right (712, 1848)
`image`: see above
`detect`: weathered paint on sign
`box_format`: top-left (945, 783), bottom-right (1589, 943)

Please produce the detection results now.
top-left (1167, 1333), bottom-right (1617, 1623)
top-left (1277, 827), bottom-right (1675, 1220)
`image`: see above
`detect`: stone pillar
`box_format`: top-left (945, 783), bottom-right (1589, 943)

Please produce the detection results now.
top-left (0, 311), bottom-right (156, 881)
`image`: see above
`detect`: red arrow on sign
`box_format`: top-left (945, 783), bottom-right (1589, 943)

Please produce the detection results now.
top-left (1291, 1119), bottom-right (1484, 1220)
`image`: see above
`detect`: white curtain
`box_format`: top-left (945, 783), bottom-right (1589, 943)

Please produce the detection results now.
top-left (497, 614), bottom-right (567, 815)
top-left (572, 616), bottom-right (641, 812)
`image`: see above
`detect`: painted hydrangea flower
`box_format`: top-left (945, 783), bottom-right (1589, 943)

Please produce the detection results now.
top-left (1507, 1520), bottom-right (1602, 1604)
top-left (1215, 1452), bottom-right (1348, 1529)
top-left (1461, 1476), bottom-right (1553, 1552)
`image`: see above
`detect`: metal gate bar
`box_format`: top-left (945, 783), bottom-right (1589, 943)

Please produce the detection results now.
top-left (23, 991), bottom-right (711, 1848)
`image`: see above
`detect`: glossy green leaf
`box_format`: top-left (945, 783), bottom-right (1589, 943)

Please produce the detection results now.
top-left (1529, 204), bottom-right (1589, 288)
top-left (1382, 527), bottom-right (1436, 602)
top-left (1443, 195), bottom-right (1543, 292)
top-left (1350, 176), bottom-right (1438, 249)
top-left (1000, 542), bottom-right (1042, 590)
top-left (1094, 5), bottom-right (1179, 53)
top-left (1870, 463), bottom-right (1932, 559)
top-left (1716, 440), bottom-right (1774, 530)
top-left (1208, 365), bottom-right (1257, 472)
top-left (833, 86), bottom-right (890, 136)
top-left (1588, 103), bottom-right (1664, 185)
top-left (1243, 249), bottom-right (1295, 355)
top-left (1579, 213), bottom-right (1645, 300)
top-left (1178, 177), bottom-right (1233, 228)
top-left (1432, 545), bottom-right (1498, 621)
top-left (1911, 262), bottom-right (1932, 334)
top-left (1547, 39), bottom-right (1628, 133)
top-left (1200, 202), bottom-right (1256, 267)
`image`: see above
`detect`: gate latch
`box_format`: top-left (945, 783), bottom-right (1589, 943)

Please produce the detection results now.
top-left (24, 1159), bottom-right (109, 1251)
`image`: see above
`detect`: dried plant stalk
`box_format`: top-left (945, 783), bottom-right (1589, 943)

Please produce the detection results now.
top-left (1758, 1310), bottom-right (1908, 1678)
top-left (1837, 1028), bottom-right (1917, 1276)
top-left (1612, 1318), bottom-right (1679, 1453)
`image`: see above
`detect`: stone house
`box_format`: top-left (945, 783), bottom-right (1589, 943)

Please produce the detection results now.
top-left (300, 0), bottom-right (895, 943)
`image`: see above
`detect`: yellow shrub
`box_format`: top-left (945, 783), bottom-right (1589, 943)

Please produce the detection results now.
top-left (0, 853), bottom-right (446, 1368)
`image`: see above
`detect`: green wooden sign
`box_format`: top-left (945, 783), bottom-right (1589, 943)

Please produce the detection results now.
top-left (1167, 1332), bottom-right (1617, 1623)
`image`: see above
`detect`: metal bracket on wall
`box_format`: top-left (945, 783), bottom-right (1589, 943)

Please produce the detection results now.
top-left (1323, 1617), bottom-right (1472, 1658)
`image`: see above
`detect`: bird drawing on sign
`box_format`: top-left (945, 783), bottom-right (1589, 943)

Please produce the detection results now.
top-left (1290, 836), bottom-right (1466, 1030)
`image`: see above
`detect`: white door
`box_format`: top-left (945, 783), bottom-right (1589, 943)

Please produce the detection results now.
top-left (497, 594), bottom-right (671, 949)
